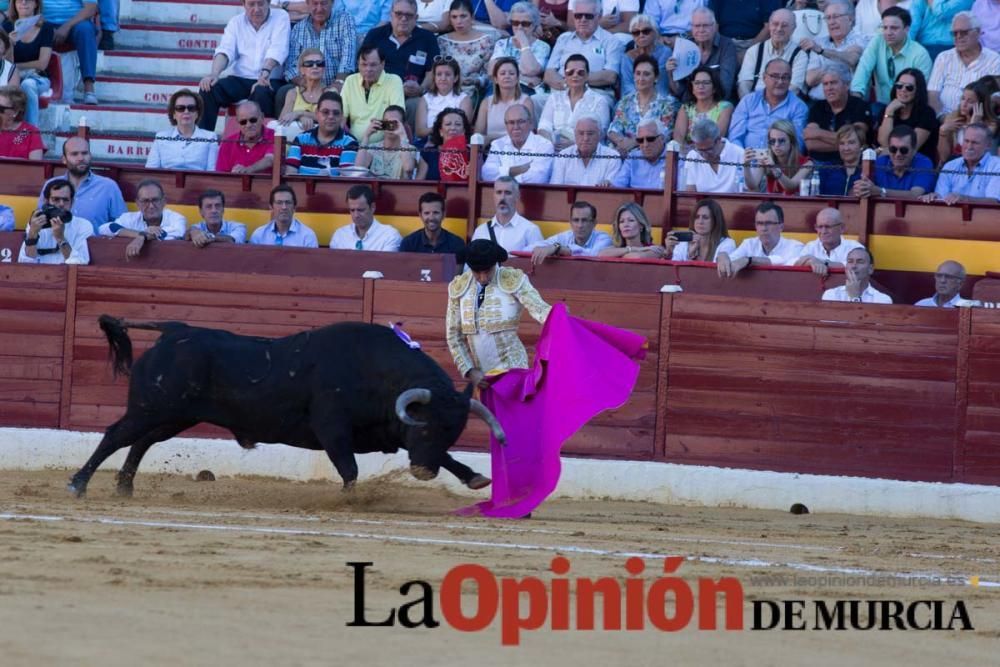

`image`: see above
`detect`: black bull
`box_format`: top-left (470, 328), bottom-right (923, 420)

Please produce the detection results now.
top-left (68, 315), bottom-right (505, 498)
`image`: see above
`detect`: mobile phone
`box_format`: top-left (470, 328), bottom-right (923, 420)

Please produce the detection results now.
top-left (672, 231), bottom-right (693, 242)
top-left (382, 119), bottom-right (398, 131)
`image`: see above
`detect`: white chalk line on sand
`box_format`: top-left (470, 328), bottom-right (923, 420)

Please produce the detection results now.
top-left (2, 511), bottom-right (996, 589)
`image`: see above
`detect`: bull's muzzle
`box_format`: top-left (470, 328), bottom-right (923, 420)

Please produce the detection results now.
top-left (410, 465), bottom-right (438, 481)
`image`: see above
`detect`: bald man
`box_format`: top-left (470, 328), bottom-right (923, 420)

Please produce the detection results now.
top-left (794, 208), bottom-right (863, 276)
top-left (915, 261), bottom-right (967, 308)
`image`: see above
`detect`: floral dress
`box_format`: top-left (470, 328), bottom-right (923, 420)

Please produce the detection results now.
top-left (438, 32), bottom-right (498, 98)
top-left (609, 92), bottom-right (680, 140)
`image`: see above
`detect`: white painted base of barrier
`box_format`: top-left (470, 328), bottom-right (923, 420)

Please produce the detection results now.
top-left (2, 427), bottom-right (998, 524)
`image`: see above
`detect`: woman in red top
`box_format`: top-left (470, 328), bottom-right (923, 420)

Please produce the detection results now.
top-left (537, 0), bottom-right (570, 45)
top-left (743, 119), bottom-right (813, 195)
top-left (0, 85), bottom-right (44, 160)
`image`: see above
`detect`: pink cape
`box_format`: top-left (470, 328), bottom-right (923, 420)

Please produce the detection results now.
top-left (456, 303), bottom-right (647, 518)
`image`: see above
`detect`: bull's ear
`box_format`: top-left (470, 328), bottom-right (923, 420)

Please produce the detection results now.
top-left (462, 382), bottom-right (475, 399)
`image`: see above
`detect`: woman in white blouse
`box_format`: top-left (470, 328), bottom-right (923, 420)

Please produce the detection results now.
top-left (664, 198), bottom-right (736, 262)
top-left (145, 89), bottom-right (220, 171)
top-left (537, 53), bottom-right (611, 151)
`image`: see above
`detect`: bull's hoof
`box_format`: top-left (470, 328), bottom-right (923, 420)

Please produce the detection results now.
top-left (67, 481), bottom-right (87, 498)
top-left (115, 485), bottom-right (134, 498)
top-left (465, 474), bottom-right (491, 490)
top-left (342, 479), bottom-right (357, 492)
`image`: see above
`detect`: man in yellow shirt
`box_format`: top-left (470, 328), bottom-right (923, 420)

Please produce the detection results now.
top-left (340, 45), bottom-right (406, 138)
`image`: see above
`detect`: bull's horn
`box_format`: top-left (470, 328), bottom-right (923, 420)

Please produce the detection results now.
top-left (470, 399), bottom-right (506, 444)
top-left (395, 388), bottom-right (432, 426)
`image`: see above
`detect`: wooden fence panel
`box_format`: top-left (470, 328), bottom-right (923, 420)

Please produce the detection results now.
top-left (961, 309), bottom-right (1000, 484)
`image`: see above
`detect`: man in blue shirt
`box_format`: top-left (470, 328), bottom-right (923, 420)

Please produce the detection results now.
top-left (249, 184), bottom-right (320, 247)
top-left (923, 123), bottom-right (1000, 205)
top-left (399, 192), bottom-right (466, 263)
top-left (611, 119), bottom-right (669, 189)
top-left (728, 58), bottom-right (808, 150)
top-left (38, 137), bottom-right (127, 235)
top-left (853, 125), bottom-right (936, 199)
top-left (186, 190), bottom-right (248, 247)
top-left (708, 0), bottom-right (782, 49)
top-left (285, 91), bottom-right (359, 175)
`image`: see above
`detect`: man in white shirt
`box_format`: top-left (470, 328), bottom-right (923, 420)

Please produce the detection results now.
top-left (915, 260), bottom-right (966, 307)
top-left (481, 104), bottom-right (555, 184)
top-left (471, 176), bottom-right (544, 252)
top-left (822, 246), bottom-right (892, 303)
top-left (683, 118), bottom-right (745, 193)
top-left (544, 0), bottom-right (624, 98)
top-left (330, 184), bottom-right (402, 251)
top-left (793, 208), bottom-right (862, 276)
top-left (99, 180), bottom-right (188, 260)
top-left (19, 179), bottom-right (93, 265)
top-left (198, 0), bottom-right (291, 129)
top-left (738, 8), bottom-right (810, 98)
top-left (717, 201), bottom-right (804, 278)
top-left (186, 190), bottom-right (248, 247)
top-left (530, 200), bottom-right (613, 265)
top-left (550, 115), bottom-right (622, 186)
top-left (927, 12), bottom-right (1000, 116)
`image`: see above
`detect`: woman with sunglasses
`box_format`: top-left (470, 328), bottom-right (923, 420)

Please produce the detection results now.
top-left (664, 198), bottom-right (735, 262)
top-left (474, 57), bottom-right (536, 147)
top-left (437, 0), bottom-right (497, 101)
top-left (743, 119), bottom-right (813, 194)
top-left (415, 56), bottom-right (473, 141)
top-left (938, 81), bottom-right (999, 161)
top-left (598, 202), bottom-right (667, 260)
top-left (0, 85), bottom-right (42, 160)
top-left (539, 53), bottom-right (611, 151)
top-left (818, 124), bottom-right (866, 196)
top-left (3, 0), bottom-right (50, 125)
top-left (878, 68), bottom-right (940, 164)
top-left (620, 13), bottom-right (670, 98)
top-left (671, 66), bottom-right (732, 154)
top-left (145, 88), bottom-right (219, 171)
top-left (488, 2), bottom-right (550, 98)
top-left (276, 48), bottom-right (328, 134)
top-left (608, 54), bottom-right (677, 157)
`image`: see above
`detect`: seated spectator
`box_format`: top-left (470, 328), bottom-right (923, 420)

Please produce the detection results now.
top-left (399, 191), bottom-right (466, 259)
top-left (550, 115), bottom-right (622, 186)
top-left (146, 89), bottom-right (220, 171)
top-left (276, 48), bottom-right (330, 135)
top-left (415, 55), bottom-right (473, 141)
top-left (915, 260), bottom-right (967, 307)
top-left (280, 0), bottom-right (355, 111)
top-left (597, 202), bottom-right (667, 259)
top-left (356, 105), bottom-right (418, 179)
top-left (481, 103), bottom-right (554, 183)
top-left (850, 6), bottom-right (931, 106)
top-left (619, 13), bottom-right (670, 98)
top-left (683, 118), bottom-right (745, 193)
top-left (877, 67), bottom-right (940, 164)
top-left (361, 0), bottom-right (440, 122)
top-left (717, 201), bottom-right (804, 278)
top-left (743, 119), bottom-right (813, 194)
top-left (537, 0), bottom-right (571, 46)
top-left (855, 124), bottom-right (936, 198)
top-left (0, 85), bottom-right (42, 159)
top-left (607, 55), bottom-right (677, 156)
top-left (923, 122), bottom-right (1000, 204)
top-left (793, 208), bottom-right (863, 275)
top-left (927, 11), bottom-right (1000, 116)
top-left (330, 184), bottom-right (403, 251)
top-left (711, 0), bottom-right (782, 55)
top-left (804, 63), bottom-right (873, 163)
top-left (0, 204), bottom-right (13, 231)
top-left (39, 137), bottom-right (126, 234)
top-left (185, 190), bottom-right (247, 247)
top-left (341, 45), bottom-right (405, 138)
top-left (437, 1), bottom-right (497, 101)
top-left (416, 106), bottom-right (472, 180)
top-left (474, 57), bottom-right (536, 147)
top-left (42, 0), bottom-right (97, 104)
top-left (19, 179), bottom-right (92, 264)
top-left (544, 0), bottom-right (623, 100)
top-left (575, 0), bottom-right (637, 39)
top-left (488, 2), bottom-right (551, 98)
top-left (216, 101), bottom-right (275, 174)
top-left (818, 124), bottom-right (866, 196)
top-left (100, 179), bottom-right (187, 259)
top-left (468, 0), bottom-right (519, 29)
top-left (937, 81), bottom-right (998, 161)
top-left (665, 198), bottom-right (736, 262)
top-left (4, 0), bottom-right (51, 124)
top-left (971, 0), bottom-right (1000, 53)
top-left (416, 0), bottom-right (451, 32)
top-left (198, 0), bottom-right (290, 130)
top-left (285, 91), bottom-right (359, 175)
top-left (799, 0), bottom-right (865, 102)
top-left (910, 0), bottom-right (975, 62)
top-left (665, 6), bottom-right (737, 101)
top-left (672, 66), bottom-right (733, 155)
top-left (611, 118), bottom-right (668, 189)
top-left (738, 8), bottom-right (811, 99)
top-left (249, 184), bottom-right (319, 247)
top-left (729, 59), bottom-right (809, 152)
top-left (821, 246), bottom-right (892, 303)
top-left (471, 175), bottom-right (544, 251)
top-left (530, 199), bottom-right (613, 265)
top-left (538, 53), bottom-right (612, 151)
top-left (342, 0), bottom-right (391, 38)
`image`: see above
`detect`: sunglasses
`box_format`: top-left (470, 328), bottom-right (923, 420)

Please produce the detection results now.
top-left (238, 117), bottom-right (261, 125)
top-left (0, 104), bottom-right (12, 113)
top-left (174, 104), bottom-right (198, 113)
top-left (887, 145), bottom-right (910, 155)
top-left (950, 29), bottom-right (975, 39)
top-left (564, 68), bottom-right (587, 76)
top-left (768, 137), bottom-right (788, 145)
top-left (630, 28), bottom-right (653, 36)
top-left (573, 12), bottom-right (595, 20)
top-left (302, 59), bottom-right (325, 68)
top-left (433, 55), bottom-right (456, 64)
top-left (510, 19), bottom-right (533, 28)
top-left (636, 135), bottom-right (660, 144)
top-left (894, 83), bottom-right (915, 92)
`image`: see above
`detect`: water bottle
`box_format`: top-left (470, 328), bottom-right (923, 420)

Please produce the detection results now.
top-left (809, 169), bottom-right (821, 197)
top-left (735, 163), bottom-right (745, 193)
top-left (799, 174), bottom-right (810, 197)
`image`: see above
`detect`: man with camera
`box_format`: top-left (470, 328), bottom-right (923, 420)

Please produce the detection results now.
top-left (19, 179), bottom-right (94, 265)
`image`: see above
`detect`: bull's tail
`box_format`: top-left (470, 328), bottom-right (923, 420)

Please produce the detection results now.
top-left (98, 315), bottom-right (186, 377)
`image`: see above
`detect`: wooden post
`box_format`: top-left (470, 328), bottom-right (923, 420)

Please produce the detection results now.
top-left (663, 141), bottom-right (680, 241)
top-left (58, 265), bottom-right (78, 430)
top-left (271, 131), bottom-right (287, 187)
top-left (953, 305), bottom-right (972, 482)
top-left (466, 136), bottom-right (483, 240)
top-left (858, 148), bottom-right (876, 246)
top-left (653, 290), bottom-right (673, 460)
top-left (76, 115), bottom-right (89, 140)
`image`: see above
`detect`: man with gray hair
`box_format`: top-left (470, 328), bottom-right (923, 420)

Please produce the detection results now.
top-left (611, 118), bottom-right (669, 189)
top-left (481, 104), bottom-right (555, 184)
top-left (927, 11), bottom-right (1000, 116)
top-left (544, 0), bottom-right (623, 98)
top-left (915, 260), bottom-right (967, 308)
top-left (665, 5), bottom-right (737, 100)
top-left (550, 115), bottom-right (622, 186)
top-left (800, 0), bottom-right (866, 101)
top-left (737, 8), bottom-right (810, 98)
top-left (804, 62), bottom-right (872, 163)
top-left (472, 176), bottom-right (544, 252)
top-left (215, 100), bottom-right (276, 173)
top-left (683, 118), bottom-right (745, 193)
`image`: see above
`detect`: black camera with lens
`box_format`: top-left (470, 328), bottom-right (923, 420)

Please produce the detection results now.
top-left (39, 204), bottom-right (73, 228)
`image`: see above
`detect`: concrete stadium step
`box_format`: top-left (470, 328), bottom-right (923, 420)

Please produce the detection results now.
top-left (99, 49), bottom-right (214, 79)
top-left (65, 104), bottom-right (226, 134)
top-left (51, 131), bottom-right (153, 164)
top-left (117, 22), bottom-right (224, 51)
top-left (96, 75), bottom-right (203, 106)
top-left (125, 0), bottom-right (243, 26)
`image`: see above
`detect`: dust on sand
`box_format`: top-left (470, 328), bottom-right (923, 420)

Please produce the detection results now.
top-left (1, 470), bottom-right (997, 666)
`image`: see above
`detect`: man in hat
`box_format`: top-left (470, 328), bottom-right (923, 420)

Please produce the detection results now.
top-left (446, 239), bottom-right (552, 390)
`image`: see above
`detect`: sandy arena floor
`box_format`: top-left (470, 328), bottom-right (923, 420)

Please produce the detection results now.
top-left (0, 469), bottom-right (997, 666)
